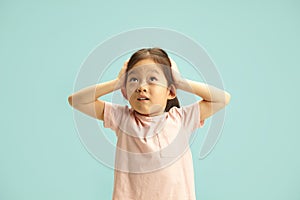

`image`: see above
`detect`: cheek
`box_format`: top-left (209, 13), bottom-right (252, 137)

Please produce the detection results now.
top-left (153, 85), bottom-right (168, 93)
top-left (126, 84), bottom-right (137, 98)
top-left (155, 79), bottom-right (169, 88)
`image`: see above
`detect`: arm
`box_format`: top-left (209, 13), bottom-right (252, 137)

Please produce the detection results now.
top-left (67, 61), bottom-right (128, 121)
top-left (171, 60), bottom-right (231, 122)
top-left (177, 80), bottom-right (231, 121)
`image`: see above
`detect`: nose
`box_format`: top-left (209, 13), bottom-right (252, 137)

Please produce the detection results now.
top-left (136, 87), bottom-right (147, 93)
top-left (136, 83), bottom-right (148, 93)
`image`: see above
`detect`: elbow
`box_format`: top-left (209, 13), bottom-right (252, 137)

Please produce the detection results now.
top-left (224, 92), bottom-right (231, 105)
top-left (68, 96), bottom-right (73, 106)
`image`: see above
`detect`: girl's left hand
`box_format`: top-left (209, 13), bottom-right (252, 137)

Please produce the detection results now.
top-left (170, 58), bottom-right (183, 88)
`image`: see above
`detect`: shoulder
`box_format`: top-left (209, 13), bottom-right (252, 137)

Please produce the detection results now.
top-left (168, 102), bottom-right (200, 118)
top-left (103, 102), bottom-right (132, 122)
top-left (168, 102), bottom-right (204, 129)
top-left (104, 102), bottom-right (131, 113)
top-left (103, 102), bottom-right (135, 131)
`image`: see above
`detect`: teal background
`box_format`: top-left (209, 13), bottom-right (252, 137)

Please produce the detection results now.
top-left (1, 0), bottom-right (299, 199)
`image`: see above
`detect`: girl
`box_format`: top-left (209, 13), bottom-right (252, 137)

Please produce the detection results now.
top-left (68, 48), bottom-right (231, 200)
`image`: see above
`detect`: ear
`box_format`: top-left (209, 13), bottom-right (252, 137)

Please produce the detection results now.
top-left (121, 87), bottom-right (128, 100)
top-left (167, 84), bottom-right (177, 100)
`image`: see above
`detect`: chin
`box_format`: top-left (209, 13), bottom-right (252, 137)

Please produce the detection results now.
top-left (132, 104), bottom-right (165, 116)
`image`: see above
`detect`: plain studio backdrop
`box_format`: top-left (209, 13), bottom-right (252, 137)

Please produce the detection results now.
top-left (0, 0), bottom-right (299, 199)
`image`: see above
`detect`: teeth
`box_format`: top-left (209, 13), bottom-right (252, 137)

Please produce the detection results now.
top-left (138, 98), bottom-right (148, 100)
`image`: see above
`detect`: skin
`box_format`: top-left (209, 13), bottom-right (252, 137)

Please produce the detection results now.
top-left (124, 59), bottom-right (176, 116)
top-left (68, 58), bottom-right (231, 123)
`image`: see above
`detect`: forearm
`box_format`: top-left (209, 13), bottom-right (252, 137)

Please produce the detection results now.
top-left (177, 79), bottom-right (231, 104)
top-left (68, 79), bottom-right (120, 106)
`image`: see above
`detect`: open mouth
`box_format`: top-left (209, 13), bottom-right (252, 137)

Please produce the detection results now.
top-left (137, 97), bottom-right (150, 101)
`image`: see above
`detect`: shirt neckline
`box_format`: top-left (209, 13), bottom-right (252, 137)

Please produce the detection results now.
top-left (133, 110), bottom-right (168, 121)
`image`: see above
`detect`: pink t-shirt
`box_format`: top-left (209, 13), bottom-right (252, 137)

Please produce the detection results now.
top-left (104, 102), bottom-right (204, 200)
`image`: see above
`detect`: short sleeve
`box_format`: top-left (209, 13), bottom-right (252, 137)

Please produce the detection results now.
top-left (103, 102), bottom-right (127, 132)
top-left (170, 101), bottom-right (204, 132)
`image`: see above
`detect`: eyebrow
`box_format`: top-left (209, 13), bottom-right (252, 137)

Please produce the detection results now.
top-left (150, 69), bottom-right (160, 75)
top-left (127, 71), bottom-right (136, 76)
top-left (127, 69), bottom-right (160, 76)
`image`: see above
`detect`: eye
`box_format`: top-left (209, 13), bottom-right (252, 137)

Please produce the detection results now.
top-left (149, 77), bottom-right (158, 82)
top-left (129, 77), bottom-right (138, 82)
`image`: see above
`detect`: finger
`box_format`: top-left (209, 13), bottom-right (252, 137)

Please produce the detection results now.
top-left (123, 60), bottom-right (129, 69)
top-left (170, 60), bottom-right (180, 73)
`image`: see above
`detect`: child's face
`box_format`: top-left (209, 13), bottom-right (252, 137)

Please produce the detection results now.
top-left (125, 59), bottom-right (174, 116)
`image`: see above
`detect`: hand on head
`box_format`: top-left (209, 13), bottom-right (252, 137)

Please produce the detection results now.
top-left (169, 58), bottom-right (183, 88)
top-left (116, 59), bottom-right (129, 90)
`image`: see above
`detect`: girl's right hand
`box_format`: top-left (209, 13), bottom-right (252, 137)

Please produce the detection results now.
top-left (116, 59), bottom-right (129, 89)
